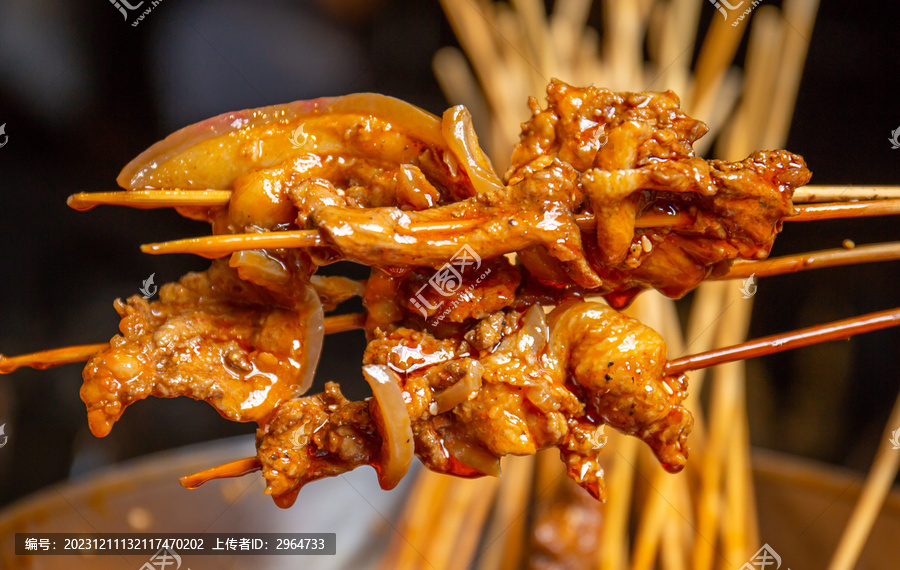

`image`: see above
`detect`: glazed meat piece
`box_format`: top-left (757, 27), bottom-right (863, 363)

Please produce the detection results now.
top-left (310, 161), bottom-right (598, 286)
top-left (510, 80), bottom-right (811, 306)
top-left (80, 260), bottom-right (324, 437)
top-left (256, 382), bottom-right (378, 508)
top-left (254, 301), bottom-right (690, 505)
top-left (545, 302), bottom-right (691, 472)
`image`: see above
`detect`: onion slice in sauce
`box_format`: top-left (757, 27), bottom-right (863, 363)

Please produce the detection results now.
top-left (298, 284), bottom-right (325, 395)
top-left (443, 434), bottom-right (501, 477)
top-left (433, 360), bottom-right (484, 414)
top-left (441, 105), bottom-right (503, 196)
top-left (362, 364), bottom-right (415, 490)
top-left (118, 93), bottom-right (447, 191)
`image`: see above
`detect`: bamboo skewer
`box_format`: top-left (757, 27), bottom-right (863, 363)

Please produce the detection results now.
top-left (67, 190), bottom-right (232, 210)
top-left (692, 286), bottom-right (754, 570)
top-left (0, 313), bottom-right (367, 374)
top-left (67, 186), bottom-right (900, 212)
top-left (665, 306), bottom-right (900, 376)
top-left (720, 241), bottom-right (900, 280)
top-left (179, 457), bottom-right (261, 489)
top-left (630, 291), bottom-right (706, 570)
top-left (0, 343), bottom-right (110, 374)
top-left (380, 469), bottom-right (451, 569)
top-left (143, 230), bottom-right (325, 257)
top-left (827, 388), bottom-right (900, 570)
top-left (790, 199), bottom-right (900, 221)
top-left (792, 186), bottom-right (900, 203)
top-left (8, 297), bottom-right (897, 379)
top-left (474, 455), bottom-right (534, 570)
top-left (138, 199), bottom-right (900, 258)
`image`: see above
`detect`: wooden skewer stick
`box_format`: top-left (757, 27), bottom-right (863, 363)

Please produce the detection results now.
top-left (67, 190), bottom-right (232, 211)
top-left (792, 186), bottom-right (900, 203)
top-left (141, 199), bottom-right (900, 259)
top-left (665, 306), bottom-right (900, 376)
top-left (322, 312), bottom-right (367, 334)
top-left (827, 387), bottom-right (900, 570)
top-left (0, 343), bottom-right (110, 374)
top-left (180, 457), bottom-right (262, 489)
top-left (789, 199), bottom-right (900, 221)
top-left (143, 230), bottom-right (325, 258)
top-left (719, 241), bottom-right (900, 280)
top-left (68, 185), bottom-right (900, 212)
top-left (0, 313), bottom-right (367, 374)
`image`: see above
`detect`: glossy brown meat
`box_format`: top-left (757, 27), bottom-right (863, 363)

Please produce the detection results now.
top-left (80, 260), bottom-right (323, 437)
top-left (256, 382), bottom-right (378, 507)
top-left (254, 301), bottom-right (690, 505)
top-left (509, 80), bottom-right (811, 307)
top-left (545, 302), bottom-right (691, 472)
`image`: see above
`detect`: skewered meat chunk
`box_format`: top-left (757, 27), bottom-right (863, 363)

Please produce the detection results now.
top-left (510, 80), bottom-right (811, 306)
top-left (256, 382), bottom-right (377, 508)
top-left (254, 301), bottom-right (691, 506)
top-left (80, 260), bottom-right (324, 437)
top-left (545, 302), bottom-right (691, 472)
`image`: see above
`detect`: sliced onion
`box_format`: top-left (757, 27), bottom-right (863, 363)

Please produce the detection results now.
top-left (517, 304), bottom-right (550, 355)
top-left (443, 434), bottom-right (501, 477)
top-left (362, 364), bottom-right (415, 490)
top-left (297, 283), bottom-right (324, 395)
top-left (433, 360), bottom-right (484, 414)
top-left (119, 93), bottom-right (445, 190)
top-left (441, 105), bottom-right (503, 196)
top-left (229, 250), bottom-right (290, 289)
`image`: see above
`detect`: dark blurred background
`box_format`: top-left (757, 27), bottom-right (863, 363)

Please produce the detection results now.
top-left (0, 0), bottom-right (897, 508)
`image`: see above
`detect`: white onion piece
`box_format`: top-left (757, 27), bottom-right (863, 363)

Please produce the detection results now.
top-left (517, 304), bottom-right (550, 355)
top-left (433, 360), bottom-right (484, 414)
top-left (362, 364), bottom-right (415, 490)
top-left (229, 250), bottom-right (290, 288)
top-left (118, 93), bottom-right (446, 190)
top-left (297, 283), bottom-right (324, 395)
top-left (441, 105), bottom-right (503, 196)
top-left (444, 437), bottom-right (501, 477)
